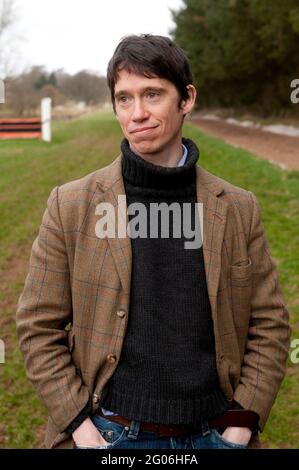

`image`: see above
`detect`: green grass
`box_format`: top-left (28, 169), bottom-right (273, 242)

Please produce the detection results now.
top-left (0, 112), bottom-right (298, 448)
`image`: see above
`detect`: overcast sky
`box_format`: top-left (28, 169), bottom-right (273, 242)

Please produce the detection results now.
top-left (13, 0), bottom-right (183, 76)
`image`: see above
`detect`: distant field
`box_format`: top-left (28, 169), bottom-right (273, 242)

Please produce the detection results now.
top-left (0, 112), bottom-right (298, 448)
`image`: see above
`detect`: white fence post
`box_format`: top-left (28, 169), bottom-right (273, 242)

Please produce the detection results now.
top-left (41, 97), bottom-right (52, 142)
top-left (0, 79), bottom-right (5, 104)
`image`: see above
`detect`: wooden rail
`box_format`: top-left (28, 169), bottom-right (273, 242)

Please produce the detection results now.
top-left (0, 118), bottom-right (42, 139)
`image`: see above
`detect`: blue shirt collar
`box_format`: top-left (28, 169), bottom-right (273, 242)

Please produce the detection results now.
top-left (178, 144), bottom-right (188, 167)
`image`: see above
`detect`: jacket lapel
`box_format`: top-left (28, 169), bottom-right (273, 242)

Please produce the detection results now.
top-left (195, 165), bottom-right (228, 325)
top-left (96, 155), bottom-right (132, 294)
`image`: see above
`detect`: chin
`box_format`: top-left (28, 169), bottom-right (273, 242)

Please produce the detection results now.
top-left (135, 144), bottom-right (155, 154)
top-left (132, 139), bottom-right (162, 155)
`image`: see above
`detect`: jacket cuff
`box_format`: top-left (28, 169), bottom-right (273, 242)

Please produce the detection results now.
top-left (64, 396), bottom-right (93, 436)
top-left (230, 399), bottom-right (260, 432)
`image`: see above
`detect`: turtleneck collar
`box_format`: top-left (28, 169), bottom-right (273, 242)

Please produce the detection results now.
top-left (121, 137), bottom-right (199, 190)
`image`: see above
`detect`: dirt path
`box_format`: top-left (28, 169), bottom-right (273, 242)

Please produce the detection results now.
top-left (190, 115), bottom-right (299, 171)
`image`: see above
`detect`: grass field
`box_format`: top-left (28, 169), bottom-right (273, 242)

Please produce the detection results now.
top-left (0, 112), bottom-right (298, 448)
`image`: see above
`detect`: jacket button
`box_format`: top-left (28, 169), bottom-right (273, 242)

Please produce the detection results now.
top-left (107, 354), bottom-right (117, 363)
top-left (117, 308), bottom-right (126, 318)
top-left (93, 394), bottom-right (99, 404)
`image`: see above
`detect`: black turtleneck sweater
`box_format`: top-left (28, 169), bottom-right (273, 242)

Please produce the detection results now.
top-left (99, 137), bottom-right (230, 425)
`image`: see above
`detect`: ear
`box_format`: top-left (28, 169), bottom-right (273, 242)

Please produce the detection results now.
top-left (180, 84), bottom-right (197, 115)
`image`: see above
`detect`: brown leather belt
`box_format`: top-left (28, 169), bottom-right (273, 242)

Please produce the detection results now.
top-left (97, 408), bottom-right (257, 438)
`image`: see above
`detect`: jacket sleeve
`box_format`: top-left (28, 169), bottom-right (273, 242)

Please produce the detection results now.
top-left (16, 186), bottom-right (91, 433)
top-left (233, 191), bottom-right (291, 431)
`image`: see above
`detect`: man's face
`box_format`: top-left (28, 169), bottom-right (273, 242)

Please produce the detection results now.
top-left (114, 69), bottom-right (191, 156)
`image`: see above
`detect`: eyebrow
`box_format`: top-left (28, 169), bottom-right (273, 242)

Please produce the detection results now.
top-left (114, 86), bottom-right (166, 99)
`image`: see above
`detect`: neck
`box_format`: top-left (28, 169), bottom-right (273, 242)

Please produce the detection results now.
top-left (129, 132), bottom-right (183, 168)
top-left (121, 136), bottom-right (200, 191)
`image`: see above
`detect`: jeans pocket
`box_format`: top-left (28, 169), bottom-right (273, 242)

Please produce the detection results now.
top-left (90, 414), bottom-right (128, 449)
top-left (212, 429), bottom-right (248, 449)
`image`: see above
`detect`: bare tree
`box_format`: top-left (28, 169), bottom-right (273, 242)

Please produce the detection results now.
top-left (5, 73), bottom-right (40, 116)
top-left (57, 70), bottom-right (110, 105)
top-left (0, 0), bottom-right (19, 77)
top-left (0, 0), bottom-right (14, 32)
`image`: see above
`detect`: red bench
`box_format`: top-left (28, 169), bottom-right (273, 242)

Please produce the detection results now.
top-left (0, 118), bottom-right (42, 139)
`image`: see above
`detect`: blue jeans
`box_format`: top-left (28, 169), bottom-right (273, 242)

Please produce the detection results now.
top-left (75, 414), bottom-right (248, 450)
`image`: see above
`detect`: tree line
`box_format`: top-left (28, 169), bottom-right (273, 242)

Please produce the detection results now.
top-left (170, 0), bottom-right (299, 116)
top-left (1, 67), bottom-right (110, 116)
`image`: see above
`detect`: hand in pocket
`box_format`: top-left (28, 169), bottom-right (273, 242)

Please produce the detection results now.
top-left (72, 417), bottom-right (109, 448)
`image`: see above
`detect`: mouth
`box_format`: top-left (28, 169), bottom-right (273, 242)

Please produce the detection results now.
top-left (131, 126), bottom-right (159, 134)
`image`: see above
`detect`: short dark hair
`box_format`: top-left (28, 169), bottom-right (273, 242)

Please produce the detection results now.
top-left (107, 34), bottom-right (193, 112)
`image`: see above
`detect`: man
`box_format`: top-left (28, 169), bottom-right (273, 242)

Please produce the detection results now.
top-left (16, 34), bottom-right (291, 450)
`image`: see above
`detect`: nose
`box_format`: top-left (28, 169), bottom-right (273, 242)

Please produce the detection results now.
top-left (131, 98), bottom-right (149, 121)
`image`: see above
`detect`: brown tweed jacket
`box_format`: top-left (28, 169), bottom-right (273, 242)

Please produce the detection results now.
top-left (16, 154), bottom-right (291, 449)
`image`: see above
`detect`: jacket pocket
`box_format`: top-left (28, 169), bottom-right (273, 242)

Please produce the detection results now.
top-left (68, 329), bottom-right (75, 352)
top-left (230, 258), bottom-right (253, 285)
top-left (230, 258), bottom-right (253, 327)
top-left (67, 329), bottom-right (82, 378)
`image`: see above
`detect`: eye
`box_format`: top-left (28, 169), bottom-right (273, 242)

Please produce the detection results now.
top-left (147, 91), bottom-right (159, 98)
